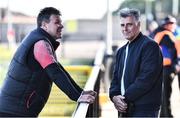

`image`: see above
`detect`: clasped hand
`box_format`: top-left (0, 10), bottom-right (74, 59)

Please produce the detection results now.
top-left (77, 90), bottom-right (97, 104)
top-left (112, 95), bottom-right (127, 112)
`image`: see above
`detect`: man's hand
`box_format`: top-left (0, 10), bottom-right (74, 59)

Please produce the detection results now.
top-left (77, 90), bottom-right (97, 104)
top-left (112, 95), bottom-right (127, 112)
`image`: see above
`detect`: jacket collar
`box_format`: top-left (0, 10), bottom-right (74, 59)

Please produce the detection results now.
top-left (128, 32), bottom-right (142, 44)
top-left (37, 28), bottom-right (60, 50)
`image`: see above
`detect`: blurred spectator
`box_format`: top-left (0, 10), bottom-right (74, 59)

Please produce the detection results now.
top-left (151, 15), bottom-right (178, 117)
top-left (147, 20), bottom-right (158, 36)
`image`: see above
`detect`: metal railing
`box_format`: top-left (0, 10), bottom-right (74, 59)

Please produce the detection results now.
top-left (72, 43), bottom-right (105, 118)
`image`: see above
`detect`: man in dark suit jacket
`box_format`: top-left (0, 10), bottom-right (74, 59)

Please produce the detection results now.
top-left (109, 8), bottom-right (163, 117)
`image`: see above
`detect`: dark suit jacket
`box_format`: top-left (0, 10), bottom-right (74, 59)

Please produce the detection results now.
top-left (109, 32), bottom-right (163, 111)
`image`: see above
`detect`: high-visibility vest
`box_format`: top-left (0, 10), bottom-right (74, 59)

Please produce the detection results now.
top-left (175, 36), bottom-right (180, 58)
top-left (154, 30), bottom-right (176, 43)
top-left (154, 30), bottom-right (176, 66)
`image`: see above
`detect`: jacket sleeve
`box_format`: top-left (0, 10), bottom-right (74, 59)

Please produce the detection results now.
top-left (34, 40), bottom-right (83, 101)
top-left (57, 62), bottom-right (83, 93)
top-left (109, 49), bottom-right (121, 101)
top-left (45, 63), bottom-right (83, 101)
top-left (124, 41), bottom-right (163, 102)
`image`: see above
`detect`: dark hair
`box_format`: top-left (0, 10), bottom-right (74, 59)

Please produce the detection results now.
top-left (37, 7), bottom-right (61, 27)
top-left (119, 8), bottom-right (140, 21)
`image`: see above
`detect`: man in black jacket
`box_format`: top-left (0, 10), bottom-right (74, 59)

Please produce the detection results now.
top-left (0, 7), bottom-right (96, 117)
top-left (109, 8), bottom-right (163, 117)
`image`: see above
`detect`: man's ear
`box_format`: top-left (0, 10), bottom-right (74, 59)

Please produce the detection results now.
top-left (41, 21), bottom-right (47, 30)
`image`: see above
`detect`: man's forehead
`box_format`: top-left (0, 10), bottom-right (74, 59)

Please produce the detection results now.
top-left (120, 17), bottom-right (137, 23)
top-left (50, 15), bottom-right (61, 20)
top-left (120, 16), bottom-right (134, 20)
top-left (120, 19), bottom-right (134, 24)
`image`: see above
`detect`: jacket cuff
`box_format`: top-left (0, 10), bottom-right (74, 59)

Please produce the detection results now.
top-left (109, 93), bottom-right (120, 102)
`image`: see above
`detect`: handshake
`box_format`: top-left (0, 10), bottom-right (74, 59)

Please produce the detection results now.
top-left (77, 90), bottom-right (97, 104)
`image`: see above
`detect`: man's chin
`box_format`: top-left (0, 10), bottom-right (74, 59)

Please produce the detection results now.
top-left (55, 38), bottom-right (61, 41)
top-left (124, 36), bottom-right (130, 40)
top-left (55, 35), bottom-right (62, 40)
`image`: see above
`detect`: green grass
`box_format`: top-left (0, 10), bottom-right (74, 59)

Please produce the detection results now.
top-left (0, 62), bottom-right (9, 86)
top-left (0, 45), bottom-right (14, 61)
top-left (0, 45), bottom-right (14, 86)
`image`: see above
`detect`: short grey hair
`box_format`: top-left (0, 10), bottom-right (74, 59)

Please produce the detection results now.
top-left (119, 8), bottom-right (140, 21)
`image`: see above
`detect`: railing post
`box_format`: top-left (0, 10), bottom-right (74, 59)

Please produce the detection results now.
top-left (72, 44), bottom-right (105, 118)
top-left (86, 70), bottom-right (101, 117)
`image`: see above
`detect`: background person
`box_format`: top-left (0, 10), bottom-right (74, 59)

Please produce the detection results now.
top-left (109, 8), bottom-right (163, 117)
top-left (0, 7), bottom-right (96, 117)
top-left (147, 20), bottom-right (158, 36)
top-left (151, 15), bottom-right (178, 117)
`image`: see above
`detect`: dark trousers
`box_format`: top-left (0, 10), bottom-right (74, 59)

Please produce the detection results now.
top-left (118, 110), bottom-right (159, 117)
top-left (160, 68), bottom-right (173, 117)
top-left (0, 112), bottom-right (21, 117)
top-left (178, 73), bottom-right (180, 90)
top-left (118, 103), bottom-right (159, 117)
top-left (0, 112), bottom-right (37, 117)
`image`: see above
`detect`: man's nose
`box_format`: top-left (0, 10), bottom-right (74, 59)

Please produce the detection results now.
top-left (58, 24), bottom-right (64, 29)
top-left (61, 25), bottom-right (64, 29)
top-left (123, 26), bottom-right (128, 31)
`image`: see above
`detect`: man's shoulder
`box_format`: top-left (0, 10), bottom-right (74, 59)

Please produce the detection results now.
top-left (115, 44), bottom-right (126, 55)
top-left (35, 39), bottom-right (49, 44)
top-left (141, 34), bottom-right (159, 48)
top-left (141, 33), bottom-right (156, 42)
top-left (117, 43), bottom-right (128, 51)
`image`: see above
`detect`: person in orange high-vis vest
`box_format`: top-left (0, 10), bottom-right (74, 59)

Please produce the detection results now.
top-left (154, 30), bottom-right (176, 66)
top-left (152, 15), bottom-right (177, 117)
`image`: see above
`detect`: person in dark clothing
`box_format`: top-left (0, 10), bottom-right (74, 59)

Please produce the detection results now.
top-left (152, 15), bottom-right (178, 117)
top-left (109, 8), bottom-right (163, 117)
top-left (0, 7), bottom-right (96, 117)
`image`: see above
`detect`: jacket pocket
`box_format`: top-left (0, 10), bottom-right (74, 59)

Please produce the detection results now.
top-left (26, 91), bottom-right (36, 109)
top-left (26, 91), bottom-right (45, 113)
